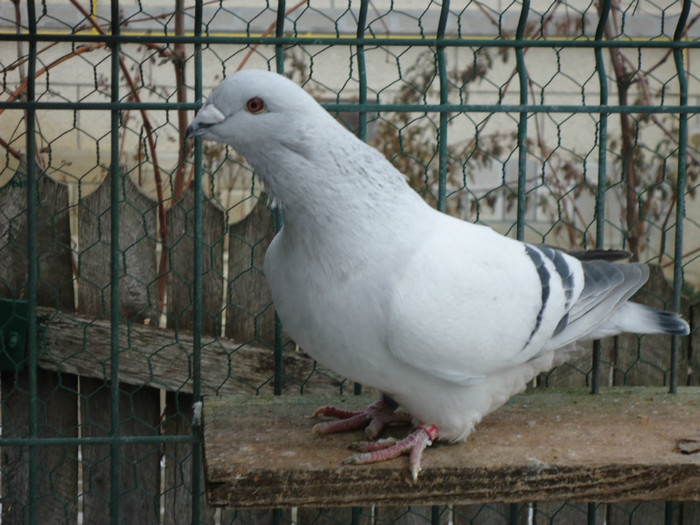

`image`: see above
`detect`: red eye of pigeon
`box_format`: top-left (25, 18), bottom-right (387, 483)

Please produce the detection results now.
top-left (246, 97), bottom-right (265, 114)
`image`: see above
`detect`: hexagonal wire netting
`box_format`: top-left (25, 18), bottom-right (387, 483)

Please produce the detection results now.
top-left (0, 1), bottom-right (699, 524)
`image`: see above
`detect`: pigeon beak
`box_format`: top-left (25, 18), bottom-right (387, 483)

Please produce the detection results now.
top-left (186, 121), bottom-right (208, 139)
top-left (186, 103), bottom-right (226, 139)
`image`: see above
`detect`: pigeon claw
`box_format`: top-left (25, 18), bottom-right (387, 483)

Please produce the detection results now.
top-left (312, 397), bottom-right (412, 440)
top-left (348, 437), bottom-right (397, 452)
top-left (344, 424), bottom-right (438, 481)
top-left (312, 411), bottom-right (370, 436)
top-left (312, 405), bottom-right (363, 419)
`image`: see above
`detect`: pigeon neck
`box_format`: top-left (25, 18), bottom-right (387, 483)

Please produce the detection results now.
top-left (258, 150), bottom-right (421, 255)
top-left (254, 134), bottom-right (417, 226)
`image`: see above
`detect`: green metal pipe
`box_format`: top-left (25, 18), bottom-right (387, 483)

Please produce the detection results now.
top-left (436, 0), bottom-right (450, 213)
top-left (431, 505), bottom-right (442, 525)
top-left (191, 1), bottom-right (204, 523)
top-left (665, 501), bottom-right (674, 525)
top-left (109, 2), bottom-right (122, 523)
top-left (0, 434), bottom-right (197, 447)
top-left (3, 100), bottom-right (699, 114)
top-left (275, 0), bottom-right (286, 73)
top-left (351, 0), bottom-right (370, 399)
top-left (25, 2), bottom-right (39, 525)
top-left (432, 13), bottom-right (451, 525)
top-left (591, 0), bottom-right (611, 397)
top-left (512, 6), bottom-right (530, 524)
top-left (3, 33), bottom-right (700, 49)
top-left (515, 0), bottom-right (529, 242)
top-left (670, 0), bottom-right (691, 394)
top-left (356, 0), bottom-right (369, 142)
top-left (273, 0), bottom-right (287, 398)
top-left (587, 502), bottom-right (597, 525)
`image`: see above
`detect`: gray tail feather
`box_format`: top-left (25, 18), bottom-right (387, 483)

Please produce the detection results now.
top-left (562, 247), bottom-right (632, 262)
top-left (586, 302), bottom-right (690, 340)
top-left (652, 309), bottom-right (691, 335)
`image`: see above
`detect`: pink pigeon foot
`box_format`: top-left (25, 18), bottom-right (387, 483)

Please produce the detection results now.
top-left (312, 396), bottom-right (412, 439)
top-left (344, 423), bottom-right (438, 480)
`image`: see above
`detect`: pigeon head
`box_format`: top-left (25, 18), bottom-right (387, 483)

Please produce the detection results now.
top-left (187, 69), bottom-right (416, 217)
top-left (187, 70), bottom-right (335, 161)
top-left (187, 69), bottom-right (395, 211)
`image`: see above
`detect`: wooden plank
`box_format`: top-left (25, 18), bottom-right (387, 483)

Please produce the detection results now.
top-left (225, 195), bottom-right (276, 347)
top-left (77, 174), bottom-right (161, 525)
top-left (369, 506), bottom-right (441, 524)
top-left (452, 503), bottom-right (514, 523)
top-left (164, 189), bottom-right (232, 525)
top-left (222, 194), bottom-right (277, 524)
top-left (0, 173), bottom-right (74, 305)
top-left (36, 307), bottom-right (347, 396)
top-left (522, 502), bottom-right (606, 524)
top-left (1, 173), bottom-right (78, 525)
top-left (162, 392), bottom-right (203, 525)
top-left (1, 368), bottom-right (79, 525)
top-left (202, 388), bottom-right (700, 508)
top-left (80, 380), bottom-right (161, 525)
top-left (296, 507), bottom-right (369, 524)
top-left (77, 175), bottom-right (159, 322)
top-left (162, 391), bottom-right (236, 525)
top-left (605, 501), bottom-right (669, 525)
top-left (166, 187), bottom-right (225, 335)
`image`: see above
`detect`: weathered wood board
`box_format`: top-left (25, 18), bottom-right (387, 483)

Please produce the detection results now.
top-left (203, 388), bottom-right (700, 508)
top-left (35, 306), bottom-right (349, 396)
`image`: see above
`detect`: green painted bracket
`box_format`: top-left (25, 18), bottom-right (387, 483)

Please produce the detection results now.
top-left (0, 297), bottom-right (28, 372)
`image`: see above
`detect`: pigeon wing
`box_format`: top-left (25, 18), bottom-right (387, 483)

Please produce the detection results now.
top-left (543, 259), bottom-right (649, 350)
top-left (384, 217), bottom-right (579, 385)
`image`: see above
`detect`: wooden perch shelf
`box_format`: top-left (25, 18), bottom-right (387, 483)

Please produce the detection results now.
top-left (203, 388), bottom-right (700, 508)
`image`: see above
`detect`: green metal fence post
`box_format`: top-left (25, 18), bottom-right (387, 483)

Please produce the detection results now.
top-left (591, 0), bottom-right (611, 397)
top-left (109, 2), bottom-right (122, 523)
top-left (273, 0), bottom-right (287, 399)
top-left (436, 0), bottom-right (450, 213)
top-left (512, 2), bottom-right (530, 522)
top-left (352, 0), bottom-right (370, 402)
top-left (191, 2), bottom-right (204, 523)
top-left (356, 0), bottom-right (369, 144)
top-left (433, 4), bottom-right (451, 522)
top-left (273, 4), bottom-right (287, 524)
top-left (25, 2), bottom-right (39, 524)
top-left (349, 7), bottom-right (370, 521)
top-left (515, 0), bottom-right (530, 242)
top-left (670, 0), bottom-right (690, 395)
top-left (275, 0), bottom-right (287, 74)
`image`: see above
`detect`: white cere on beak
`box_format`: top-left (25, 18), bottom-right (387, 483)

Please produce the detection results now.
top-left (187, 103), bottom-right (226, 138)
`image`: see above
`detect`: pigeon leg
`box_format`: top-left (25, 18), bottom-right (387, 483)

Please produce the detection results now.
top-left (344, 424), bottom-right (438, 481)
top-left (312, 395), bottom-right (412, 439)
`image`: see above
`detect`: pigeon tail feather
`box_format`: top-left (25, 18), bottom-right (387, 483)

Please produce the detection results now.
top-left (587, 301), bottom-right (690, 339)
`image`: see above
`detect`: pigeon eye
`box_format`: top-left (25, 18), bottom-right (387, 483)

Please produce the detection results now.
top-left (246, 97), bottom-right (265, 114)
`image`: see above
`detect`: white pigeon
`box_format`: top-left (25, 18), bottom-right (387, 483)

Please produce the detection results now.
top-left (187, 69), bottom-right (690, 480)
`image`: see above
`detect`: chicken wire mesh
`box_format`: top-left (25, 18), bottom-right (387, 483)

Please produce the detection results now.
top-left (0, 0), bottom-right (699, 524)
